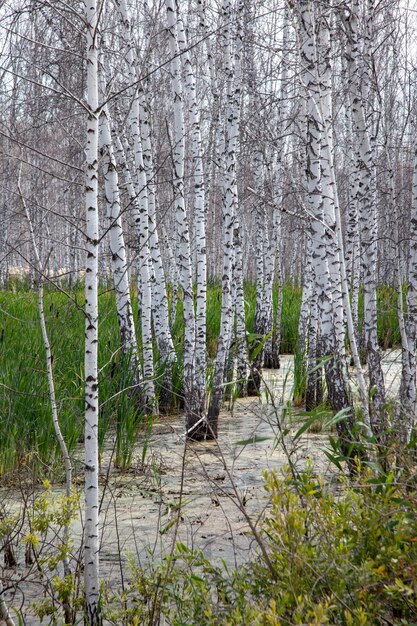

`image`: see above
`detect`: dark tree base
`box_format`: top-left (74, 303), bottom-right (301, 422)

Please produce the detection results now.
top-left (247, 368), bottom-right (261, 396)
top-left (186, 411), bottom-right (218, 441)
top-left (158, 389), bottom-right (174, 414)
top-left (263, 353), bottom-right (280, 369)
top-left (4, 542), bottom-right (17, 568)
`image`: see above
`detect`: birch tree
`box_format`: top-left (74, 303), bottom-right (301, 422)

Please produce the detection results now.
top-left (397, 144), bottom-right (417, 442)
top-left (207, 0), bottom-right (243, 435)
top-left (166, 0), bottom-right (202, 437)
top-left (176, 9), bottom-right (207, 423)
top-left (99, 91), bottom-right (140, 374)
top-left (342, 1), bottom-right (386, 439)
top-left (114, 0), bottom-right (156, 408)
top-left (296, 0), bottom-right (357, 456)
top-left (84, 0), bottom-right (101, 622)
top-left (138, 85), bottom-right (177, 411)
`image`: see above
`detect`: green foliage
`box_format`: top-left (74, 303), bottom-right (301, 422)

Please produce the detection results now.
top-left (18, 481), bottom-right (82, 623)
top-left (278, 281), bottom-right (303, 354)
top-left (357, 284), bottom-right (403, 350)
top-left (206, 279), bottom-right (222, 358)
top-left (0, 281), bottom-right (403, 478)
top-left (0, 288), bottom-right (144, 478)
top-left (0, 290), bottom-right (84, 478)
top-left (100, 350), bottom-right (147, 469)
top-left (376, 284), bottom-right (402, 349)
top-left (103, 468), bottom-right (417, 625)
top-left (256, 468), bottom-right (417, 625)
top-left (292, 347), bottom-right (307, 406)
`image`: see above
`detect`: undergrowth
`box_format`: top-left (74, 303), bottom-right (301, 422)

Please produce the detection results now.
top-left (101, 465), bottom-right (417, 625)
top-left (4, 463), bottom-right (417, 625)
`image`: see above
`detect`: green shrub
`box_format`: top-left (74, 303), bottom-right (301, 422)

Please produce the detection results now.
top-left (105, 468), bottom-right (417, 625)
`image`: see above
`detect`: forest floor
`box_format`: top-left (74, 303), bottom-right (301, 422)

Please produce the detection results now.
top-left (0, 349), bottom-right (403, 623)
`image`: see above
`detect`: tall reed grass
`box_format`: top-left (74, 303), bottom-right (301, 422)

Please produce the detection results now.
top-left (0, 280), bottom-right (402, 479)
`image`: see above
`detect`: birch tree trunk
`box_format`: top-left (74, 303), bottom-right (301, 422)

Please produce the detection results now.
top-left (298, 0), bottom-right (327, 412)
top-left (166, 0), bottom-right (200, 436)
top-left (234, 217), bottom-right (248, 396)
top-left (114, 0), bottom-right (155, 408)
top-left (397, 145), bottom-right (417, 442)
top-left (316, 6), bottom-right (345, 359)
top-left (342, 1), bottom-right (386, 439)
top-left (297, 0), bottom-right (356, 456)
top-left (120, 0), bottom-right (177, 409)
top-left (113, 130), bottom-right (155, 409)
top-left (138, 86), bottom-right (176, 411)
top-left (99, 101), bottom-right (139, 371)
top-left (84, 0), bottom-right (101, 623)
top-left (132, 132), bottom-right (155, 408)
top-left (295, 237), bottom-right (312, 405)
top-left (345, 104), bottom-right (361, 338)
top-left (207, 0), bottom-right (242, 435)
top-left (248, 149), bottom-right (267, 395)
top-left (266, 3), bottom-right (292, 370)
top-left (176, 10), bottom-right (207, 422)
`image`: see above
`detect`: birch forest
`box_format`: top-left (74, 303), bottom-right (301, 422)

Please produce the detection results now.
top-left (1, 0), bottom-right (417, 624)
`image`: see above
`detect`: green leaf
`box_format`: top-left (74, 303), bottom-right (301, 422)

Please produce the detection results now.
top-left (234, 435), bottom-right (273, 446)
top-left (323, 407), bottom-right (352, 430)
top-left (321, 448), bottom-right (344, 471)
top-left (249, 332), bottom-right (272, 361)
top-left (307, 354), bottom-right (334, 374)
top-left (294, 415), bottom-right (322, 439)
top-left (160, 518), bottom-right (178, 535)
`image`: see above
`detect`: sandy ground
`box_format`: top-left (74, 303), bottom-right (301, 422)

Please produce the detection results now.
top-left (0, 351), bottom-right (402, 623)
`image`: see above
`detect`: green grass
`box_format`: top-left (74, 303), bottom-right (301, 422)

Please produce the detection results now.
top-left (0, 281), bottom-right (402, 479)
top-left (354, 284), bottom-right (402, 349)
top-left (278, 281), bottom-right (303, 353)
top-left (0, 288), bottom-right (144, 479)
top-left (376, 284), bottom-right (402, 349)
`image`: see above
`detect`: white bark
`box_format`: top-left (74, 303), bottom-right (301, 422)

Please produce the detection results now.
top-left (267, 4), bottom-right (291, 370)
top-left (397, 146), bottom-right (417, 442)
top-left (233, 217), bottom-right (248, 395)
top-left (297, 237), bottom-right (312, 404)
top-left (99, 102), bottom-right (139, 365)
top-left (84, 1), bottom-right (101, 622)
top-left (345, 103), bottom-right (361, 335)
top-left (316, 7), bottom-right (345, 358)
top-left (207, 0), bottom-right (242, 434)
top-left (131, 130), bottom-right (155, 405)
top-left (298, 0), bottom-right (330, 410)
top-left (342, 1), bottom-right (386, 436)
top-left (124, 0), bottom-right (176, 404)
top-left (249, 149), bottom-right (267, 394)
top-left (166, 0), bottom-right (197, 432)
top-left (298, 1), bottom-right (355, 451)
top-left (319, 107), bottom-right (372, 437)
top-left (138, 86), bottom-right (176, 410)
top-left (0, 581), bottom-right (15, 626)
top-left (114, 0), bottom-right (155, 406)
top-left (114, 130), bottom-right (155, 406)
top-left (176, 11), bottom-right (207, 420)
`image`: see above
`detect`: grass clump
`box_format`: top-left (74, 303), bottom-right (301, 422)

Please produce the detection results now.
top-left (0, 288), bottom-right (144, 478)
top-left (357, 284), bottom-right (402, 350)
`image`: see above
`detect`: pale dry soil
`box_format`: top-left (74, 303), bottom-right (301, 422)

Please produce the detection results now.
top-left (0, 350), bottom-right (402, 623)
